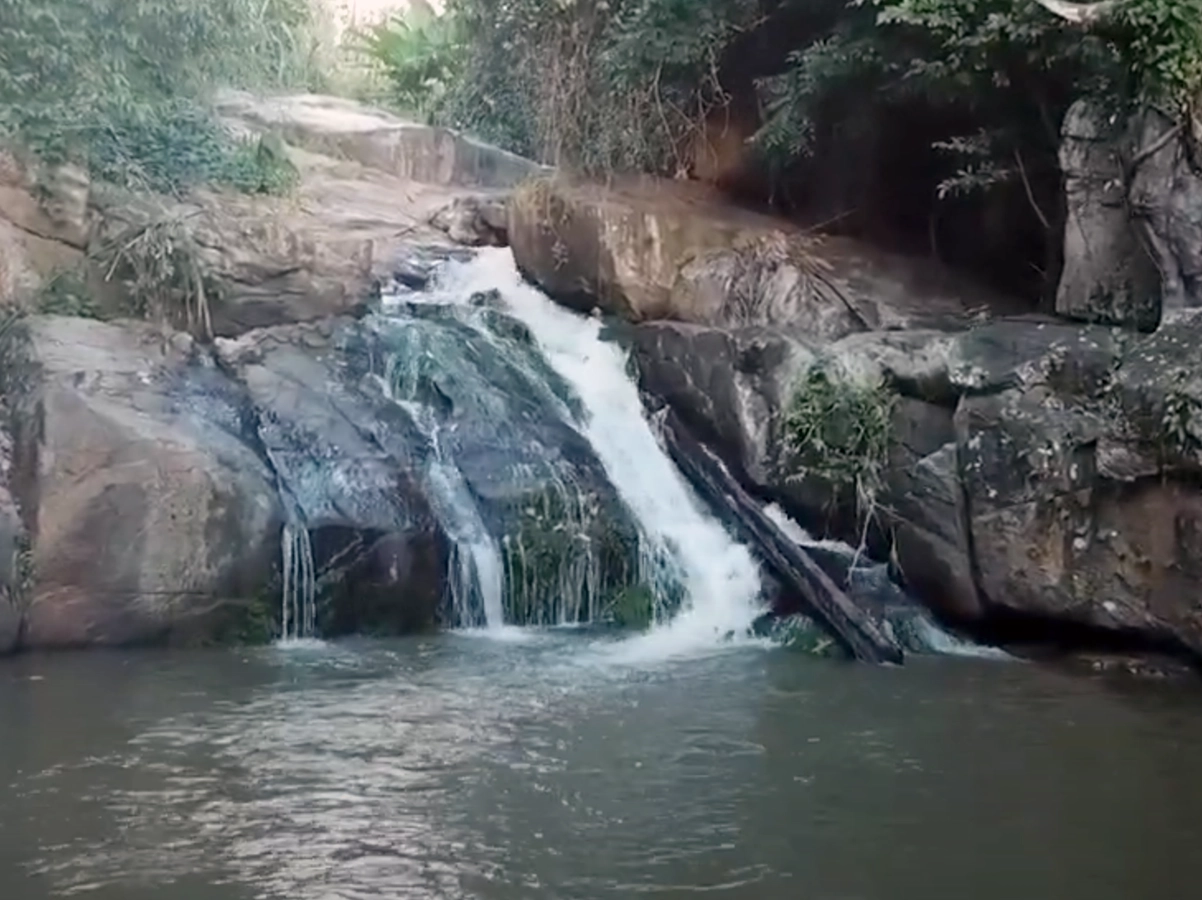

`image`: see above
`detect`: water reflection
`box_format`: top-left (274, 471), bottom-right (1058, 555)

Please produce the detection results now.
top-left (3, 639), bottom-right (1202, 900)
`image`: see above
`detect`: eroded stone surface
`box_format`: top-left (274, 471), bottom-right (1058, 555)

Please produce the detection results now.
top-left (510, 176), bottom-right (1024, 339)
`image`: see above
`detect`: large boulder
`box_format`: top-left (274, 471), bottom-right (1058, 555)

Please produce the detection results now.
top-left (214, 300), bottom-right (641, 630)
top-left (509, 176), bottom-right (1023, 338)
top-left (0, 316), bottom-right (282, 649)
top-left (630, 322), bottom-right (814, 487)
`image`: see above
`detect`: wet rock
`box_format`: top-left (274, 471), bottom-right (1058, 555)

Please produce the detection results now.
top-left (0, 316), bottom-right (282, 649)
top-left (635, 308), bottom-right (1202, 656)
top-left (631, 321), bottom-right (814, 488)
top-left (214, 319), bottom-right (450, 633)
top-left (884, 405), bottom-right (982, 620)
top-left (0, 434), bottom-right (22, 654)
top-left (509, 176), bottom-right (1024, 339)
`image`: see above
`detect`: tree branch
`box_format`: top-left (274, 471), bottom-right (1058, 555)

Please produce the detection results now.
top-left (1033, 0), bottom-right (1120, 25)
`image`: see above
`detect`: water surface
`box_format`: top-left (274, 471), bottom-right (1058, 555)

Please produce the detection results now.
top-left (2, 635), bottom-right (1201, 899)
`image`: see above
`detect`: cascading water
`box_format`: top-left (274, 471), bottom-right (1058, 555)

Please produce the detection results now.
top-left (379, 328), bottom-right (506, 629)
top-left (762, 503), bottom-right (1009, 659)
top-left (411, 248), bottom-right (767, 655)
top-left (280, 520), bottom-right (316, 641)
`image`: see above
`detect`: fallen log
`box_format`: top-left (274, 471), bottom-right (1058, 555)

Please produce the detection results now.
top-left (657, 408), bottom-right (904, 665)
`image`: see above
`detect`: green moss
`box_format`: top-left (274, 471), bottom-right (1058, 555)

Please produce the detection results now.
top-left (609, 584), bottom-right (655, 629)
top-left (223, 133), bottom-right (300, 196)
top-left (500, 481), bottom-right (640, 626)
top-left (34, 267), bottom-right (99, 318)
top-left (208, 582), bottom-right (278, 646)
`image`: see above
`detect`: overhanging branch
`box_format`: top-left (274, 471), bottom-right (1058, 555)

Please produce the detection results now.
top-left (1033, 0), bottom-right (1120, 25)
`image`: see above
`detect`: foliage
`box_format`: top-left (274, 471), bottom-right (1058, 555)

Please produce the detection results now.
top-left (209, 588), bottom-right (278, 646)
top-left (437, 0), bottom-right (761, 173)
top-left (1160, 367), bottom-right (1202, 458)
top-left (354, 6), bottom-right (467, 120)
top-left (782, 365), bottom-right (895, 523)
top-left (1112, 0), bottom-right (1202, 106)
top-left (224, 134), bottom-right (301, 196)
top-left (756, 0), bottom-right (1119, 205)
top-left (610, 584), bottom-right (656, 629)
top-left (34, 268), bottom-right (99, 318)
top-left (0, 0), bottom-right (323, 195)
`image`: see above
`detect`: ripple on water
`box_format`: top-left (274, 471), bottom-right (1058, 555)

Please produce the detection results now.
top-left (8, 636), bottom-right (1202, 900)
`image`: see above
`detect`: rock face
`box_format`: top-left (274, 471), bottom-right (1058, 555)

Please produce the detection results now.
top-left (0, 240), bottom-right (648, 651)
top-left (1128, 108), bottom-right (1202, 318)
top-left (1056, 99), bottom-right (1160, 330)
top-left (4, 93), bottom-right (535, 337)
top-left (509, 176), bottom-right (1023, 337)
top-left (1056, 98), bottom-right (1202, 328)
top-left (215, 91), bottom-right (550, 189)
top-left (634, 312), bottom-right (1202, 657)
top-left (0, 427), bottom-right (23, 653)
top-left (0, 151), bottom-right (89, 311)
top-left (213, 318), bottom-right (451, 636)
top-left (0, 316), bottom-right (282, 648)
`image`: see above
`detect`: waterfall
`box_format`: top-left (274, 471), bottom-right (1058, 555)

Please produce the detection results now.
top-left (422, 248), bottom-right (766, 654)
top-left (280, 520), bottom-right (316, 641)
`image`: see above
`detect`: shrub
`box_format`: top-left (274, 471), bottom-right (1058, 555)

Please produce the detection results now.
top-left (0, 0), bottom-right (323, 194)
top-left (782, 365), bottom-right (895, 529)
top-left (354, 5), bottom-right (468, 121)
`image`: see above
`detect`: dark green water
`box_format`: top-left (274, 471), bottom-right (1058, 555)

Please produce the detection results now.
top-left (2, 633), bottom-right (1201, 899)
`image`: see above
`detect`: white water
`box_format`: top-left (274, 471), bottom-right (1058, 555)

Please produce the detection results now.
top-left (433, 248), bottom-right (766, 658)
top-left (280, 521), bottom-right (316, 641)
top-left (762, 502), bottom-right (1010, 660)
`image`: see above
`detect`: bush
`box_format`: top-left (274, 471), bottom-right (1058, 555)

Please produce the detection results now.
top-left (354, 5), bottom-right (468, 121)
top-left (0, 0), bottom-right (324, 194)
top-left (435, 0), bottom-right (761, 174)
top-left (434, 0), bottom-right (1202, 231)
top-left (782, 365), bottom-right (895, 524)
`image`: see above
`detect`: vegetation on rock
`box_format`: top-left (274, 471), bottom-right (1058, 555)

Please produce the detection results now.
top-left (782, 364), bottom-right (895, 533)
